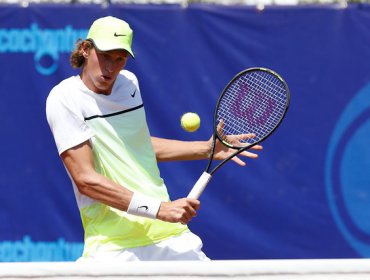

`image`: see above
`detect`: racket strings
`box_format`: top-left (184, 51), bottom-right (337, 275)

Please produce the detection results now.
top-left (216, 70), bottom-right (288, 148)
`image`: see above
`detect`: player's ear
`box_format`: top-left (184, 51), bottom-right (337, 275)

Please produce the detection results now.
top-left (81, 41), bottom-right (91, 58)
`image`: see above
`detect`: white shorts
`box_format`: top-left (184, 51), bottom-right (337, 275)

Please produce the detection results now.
top-left (77, 232), bottom-right (210, 262)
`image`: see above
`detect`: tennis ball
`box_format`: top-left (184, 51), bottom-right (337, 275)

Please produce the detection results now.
top-left (181, 112), bottom-right (200, 132)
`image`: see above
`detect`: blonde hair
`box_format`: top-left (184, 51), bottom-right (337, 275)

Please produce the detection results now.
top-left (69, 39), bottom-right (93, 68)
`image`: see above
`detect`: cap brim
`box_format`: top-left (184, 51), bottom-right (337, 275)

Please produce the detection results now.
top-left (88, 39), bottom-right (135, 58)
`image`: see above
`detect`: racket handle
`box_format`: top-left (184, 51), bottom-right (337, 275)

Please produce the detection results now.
top-left (187, 172), bottom-right (212, 199)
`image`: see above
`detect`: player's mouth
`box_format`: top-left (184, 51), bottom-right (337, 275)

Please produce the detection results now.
top-left (101, 75), bottom-right (112, 81)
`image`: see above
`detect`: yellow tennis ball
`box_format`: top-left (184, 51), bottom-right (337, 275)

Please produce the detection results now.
top-left (181, 112), bottom-right (200, 132)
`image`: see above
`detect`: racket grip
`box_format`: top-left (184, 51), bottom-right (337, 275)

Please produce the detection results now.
top-left (187, 172), bottom-right (212, 199)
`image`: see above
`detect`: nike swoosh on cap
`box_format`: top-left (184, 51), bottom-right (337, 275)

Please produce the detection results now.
top-left (114, 32), bottom-right (126, 37)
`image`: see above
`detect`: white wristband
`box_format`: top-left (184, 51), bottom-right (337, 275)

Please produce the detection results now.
top-left (127, 192), bottom-right (161, 219)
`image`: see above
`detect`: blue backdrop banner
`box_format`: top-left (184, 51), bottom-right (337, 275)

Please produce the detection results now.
top-left (1, 3), bottom-right (370, 261)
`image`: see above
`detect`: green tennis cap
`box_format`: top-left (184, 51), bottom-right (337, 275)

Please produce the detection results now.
top-left (86, 16), bottom-right (134, 58)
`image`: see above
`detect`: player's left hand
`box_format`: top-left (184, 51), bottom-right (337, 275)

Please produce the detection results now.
top-left (210, 120), bottom-right (263, 166)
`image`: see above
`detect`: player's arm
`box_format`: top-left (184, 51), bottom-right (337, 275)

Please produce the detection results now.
top-left (61, 140), bottom-right (198, 224)
top-left (151, 137), bottom-right (210, 161)
top-left (151, 136), bottom-right (262, 166)
top-left (61, 140), bottom-right (133, 211)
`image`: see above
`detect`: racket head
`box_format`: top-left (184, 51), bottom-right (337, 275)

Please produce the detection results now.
top-left (214, 67), bottom-right (290, 149)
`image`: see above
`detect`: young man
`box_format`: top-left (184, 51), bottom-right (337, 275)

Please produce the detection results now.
top-left (46, 16), bottom-right (262, 261)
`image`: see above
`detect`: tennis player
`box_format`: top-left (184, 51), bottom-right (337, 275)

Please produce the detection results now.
top-left (46, 16), bottom-right (262, 262)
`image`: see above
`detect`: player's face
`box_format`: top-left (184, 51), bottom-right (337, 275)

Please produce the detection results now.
top-left (81, 45), bottom-right (129, 95)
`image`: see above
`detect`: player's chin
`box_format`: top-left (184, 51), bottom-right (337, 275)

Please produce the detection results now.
top-left (96, 81), bottom-right (114, 94)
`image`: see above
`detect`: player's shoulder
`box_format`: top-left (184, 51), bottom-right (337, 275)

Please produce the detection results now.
top-left (117, 70), bottom-right (139, 84)
top-left (120, 69), bottom-right (138, 80)
top-left (46, 75), bottom-right (80, 107)
top-left (113, 70), bottom-right (140, 94)
top-left (49, 75), bottom-right (77, 94)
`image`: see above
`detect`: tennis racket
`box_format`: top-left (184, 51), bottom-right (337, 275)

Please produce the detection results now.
top-left (187, 67), bottom-right (290, 199)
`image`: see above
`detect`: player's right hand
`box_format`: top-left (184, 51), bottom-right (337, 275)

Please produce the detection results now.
top-left (157, 198), bottom-right (200, 224)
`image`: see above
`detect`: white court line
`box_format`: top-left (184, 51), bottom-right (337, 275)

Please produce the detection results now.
top-left (0, 259), bottom-right (370, 279)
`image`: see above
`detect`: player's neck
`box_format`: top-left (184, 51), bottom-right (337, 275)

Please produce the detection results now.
top-left (79, 72), bottom-right (113, 95)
